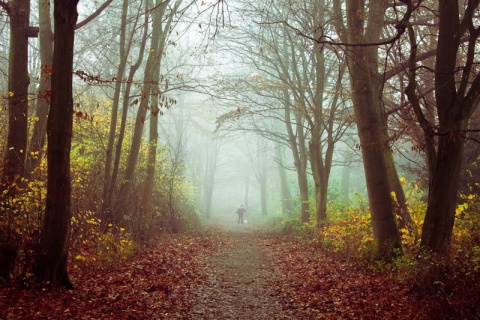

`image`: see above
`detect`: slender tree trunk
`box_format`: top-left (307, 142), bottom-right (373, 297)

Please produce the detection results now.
top-left (275, 143), bottom-right (292, 215)
top-left (115, 0), bottom-right (168, 221)
top-left (341, 165), bottom-right (350, 204)
top-left (141, 76), bottom-right (161, 233)
top-left (309, 140), bottom-right (331, 223)
top-left (25, 0), bottom-right (52, 178)
top-left (204, 140), bottom-right (220, 218)
top-left (283, 90), bottom-right (309, 222)
top-left (244, 176), bottom-right (249, 210)
top-left (258, 153), bottom-right (268, 216)
top-left (107, 4), bottom-right (149, 225)
top-left (36, 0), bottom-right (78, 288)
top-left (102, 0), bottom-right (129, 217)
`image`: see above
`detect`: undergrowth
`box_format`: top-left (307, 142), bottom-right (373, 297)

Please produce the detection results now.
top-left (271, 184), bottom-right (480, 319)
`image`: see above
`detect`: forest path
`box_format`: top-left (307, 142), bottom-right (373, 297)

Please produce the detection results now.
top-left (187, 224), bottom-right (290, 319)
top-left (0, 219), bottom-right (437, 319)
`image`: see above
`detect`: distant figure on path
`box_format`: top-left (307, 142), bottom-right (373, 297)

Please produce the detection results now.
top-left (236, 205), bottom-right (246, 224)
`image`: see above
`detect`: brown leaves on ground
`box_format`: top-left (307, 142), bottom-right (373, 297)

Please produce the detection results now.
top-left (265, 237), bottom-right (430, 319)
top-left (0, 234), bottom-right (222, 320)
top-left (0, 228), bottom-right (462, 319)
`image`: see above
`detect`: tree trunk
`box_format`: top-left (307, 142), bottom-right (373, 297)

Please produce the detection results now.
top-left (0, 0), bottom-right (30, 282)
top-left (244, 176), bottom-right (249, 211)
top-left (283, 90), bottom-right (309, 222)
top-left (341, 165), bottom-right (350, 204)
top-left (106, 5), bottom-right (149, 225)
top-left (115, 0), bottom-right (169, 221)
top-left (258, 156), bottom-right (268, 216)
top-left (421, 132), bottom-right (465, 253)
top-left (275, 143), bottom-right (292, 215)
top-left (141, 74), bottom-right (161, 234)
top-left (420, 0), bottom-right (479, 253)
top-left (309, 140), bottom-right (329, 223)
top-left (25, 0), bottom-right (52, 178)
top-left (36, 0), bottom-right (78, 288)
top-left (333, 0), bottom-right (403, 259)
top-left (1, 0), bottom-right (30, 190)
top-left (204, 140), bottom-right (220, 218)
top-left (102, 0), bottom-right (129, 217)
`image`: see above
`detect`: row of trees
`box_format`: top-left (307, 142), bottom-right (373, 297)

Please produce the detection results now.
top-left (0, 0), bottom-right (209, 286)
top-left (214, 0), bottom-right (480, 259)
top-left (0, 0), bottom-right (479, 287)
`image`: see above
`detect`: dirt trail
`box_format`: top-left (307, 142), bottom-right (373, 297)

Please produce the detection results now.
top-left (187, 225), bottom-right (290, 319)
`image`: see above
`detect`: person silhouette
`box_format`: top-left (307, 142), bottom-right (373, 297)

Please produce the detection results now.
top-left (236, 205), bottom-right (246, 224)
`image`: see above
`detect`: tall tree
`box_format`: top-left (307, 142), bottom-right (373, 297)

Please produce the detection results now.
top-left (204, 138), bottom-right (221, 218)
top-left (115, 0), bottom-right (173, 222)
top-left (102, 0), bottom-right (131, 214)
top-left (0, 0), bottom-right (30, 191)
top-left (106, 1), bottom-right (150, 224)
top-left (275, 142), bottom-right (292, 215)
top-left (141, 0), bottom-right (181, 226)
top-left (333, 0), bottom-right (403, 259)
top-left (402, 0), bottom-right (480, 253)
top-left (26, 0), bottom-right (113, 177)
top-left (36, 0), bottom-right (79, 288)
top-left (25, 0), bottom-right (52, 177)
top-left (0, 0), bottom-right (30, 281)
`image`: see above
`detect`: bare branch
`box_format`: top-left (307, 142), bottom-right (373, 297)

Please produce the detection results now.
top-left (75, 0), bottom-right (114, 30)
top-left (0, 1), bottom-right (10, 15)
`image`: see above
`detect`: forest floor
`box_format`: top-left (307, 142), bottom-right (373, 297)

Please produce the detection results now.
top-left (0, 216), bottom-right (467, 319)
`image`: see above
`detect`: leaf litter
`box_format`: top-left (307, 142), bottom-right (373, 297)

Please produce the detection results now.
top-left (0, 226), bottom-right (444, 319)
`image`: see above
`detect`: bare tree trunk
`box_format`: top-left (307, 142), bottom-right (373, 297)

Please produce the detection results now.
top-left (25, 0), bottom-right (52, 178)
top-left (1, 0), bottom-right (30, 191)
top-left (341, 165), bottom-right (350, 204)
top-left (420, 0), bottom-right (480, 253)
top-left (283, 90), bottom-right (309, 222)
top-left (244, 176), bottom-right (249, 211)
top-left (115, 0), bottom-right (169, 221)
top-left (141, 76), bottom-right (161, 235)
top-left (0, 0), bottom-right (30, 281)
top-left (36, 0), bottom-right (78, 288)
top-left (107, 4), bottom-right (149, 225)
top-left (421, 133), bottom-right (466, 252)
top-left (333, 0), bottom-right (403, 259)
top-left (102, 0), bottom-right (130, 218)
top-left (204, 140), bottom-right (220, 218)
top-left (275, 143), bottom-right (292, 215)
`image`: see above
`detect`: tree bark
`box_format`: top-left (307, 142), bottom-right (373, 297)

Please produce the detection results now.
top-left (420, 0), bottom-right (480, 253)
top-left (107, 2), bottom-right (149, 225)
top-left (25, 0), bottom-right (52, 178)
top-left (204, 140), bottom-right (220, 218)
top-left (102, 0), bottom-right (130, 218)
top-left (275, 143), bottom-right (292, 215)
top-left (36, 0), bottom-right (78, 288)
top-left (332, 0), bottom-right (402, 259)
top-left (1, 0), bottom-right (30, 190)
top-left (283, 90), bottom-right (310, 222)
top-left (0, 0), bottom-right (30, 282)
top-left (421, 131), bottom-right (466, 252)
top-left (115, 0), bottom-right (170, 221)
